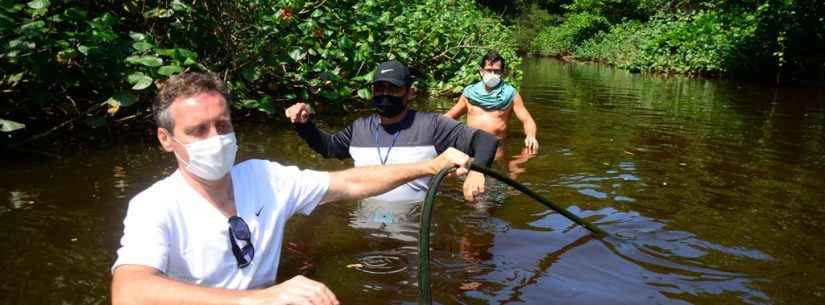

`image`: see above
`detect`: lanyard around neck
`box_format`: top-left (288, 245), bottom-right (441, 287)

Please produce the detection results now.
top-left (372, 116), bottom-right (401, 165)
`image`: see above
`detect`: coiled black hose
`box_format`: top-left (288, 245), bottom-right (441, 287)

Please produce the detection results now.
top-left (418, 164), bottom-right (610, 305)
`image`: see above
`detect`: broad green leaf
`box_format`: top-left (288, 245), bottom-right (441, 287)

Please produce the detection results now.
top-left (177, 48), bottom-right (197, 60)
top-left (129, 32), bottom-right (146, 41)
top-left (126, 55), bottom-right (163, 67)
top-left (289, 48), bottom-right (306, 62)
top-left (127, 72), bottom-right (145, 83)
top-left (132, 41), bottom-right (153, 52)
top-left (5, 72), bottom-right (24, 86)
top-left (127, 72), bottom-right (153, 90)
top-left (154, 48), bottom-right (176, 57)
top-left (157, 65), bottom-right (182, 76)
top-left (131, 77), bottom-right (153, 90)
top-left (357, 88), bottom-right (371, 100)
top-left (20, 20), bottom-right (45, 32)
top-left (77, 45), bottom-right (90, 55)
top-left (0, 119), bottom-right (25, 132)
top-left (106, 91), bottom-right (138, 107)
top-left (170, 0), bottom-right (192, 12)
top-left (26, 0), bottom-right (50, 9)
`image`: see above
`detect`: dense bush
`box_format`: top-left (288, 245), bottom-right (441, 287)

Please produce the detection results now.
top-left (530, 12), bottom-right (609, 56)
top-left (525, 0), bottom-right (824, 80)
top-left (0, 0), bottom-right (520, 140)
top-left (513, 3), bottom-right (564, 50)
top-left (576, 9), bottom-right (758, 75)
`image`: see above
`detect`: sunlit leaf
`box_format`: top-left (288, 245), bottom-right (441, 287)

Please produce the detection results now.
top-left (77, 45), bottom-right (90, 55)
top-left (144, 8), bottom-right (173, 18)
top-left (26, 0), bottom-right (50, 9)
top-left (106, 102), bottom-right (120, 115)
top-left (126, 55), bottom-right (163, 67)
top-left (157, 65), bottom-right (183, 76)
top-left (129, 32), bottom-right (146, 41)
top-left (357, 88), bottom-right (371, 100)
top-left (170, 0), bottom-right (192, 12)
top-left (20, 20), bottom-right (45, 32)
top-left (106, 91), bottom-right (139, 107)
top-left (131, 78), bottom-right (153, 90)
top-left (127, 72), bottom-right (153, 90)
top-left (132, 41), bottom-right (153, 52)
top-left (289, 48), bottom-right (306, 62)
top-left (0, 119), bottom-right (25, 132)
top-left (177, 48), bottom-right (197, 60)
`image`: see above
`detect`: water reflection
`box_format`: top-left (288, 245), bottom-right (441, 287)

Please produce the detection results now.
top-left (453, 206), bottom-right (771, 305)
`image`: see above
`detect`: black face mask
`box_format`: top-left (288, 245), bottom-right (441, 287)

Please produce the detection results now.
top-left (372, 95), bottom-right (406, 118)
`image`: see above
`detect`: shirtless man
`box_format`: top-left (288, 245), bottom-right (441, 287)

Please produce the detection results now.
top-left (444, 51), bottom-right (538, 160)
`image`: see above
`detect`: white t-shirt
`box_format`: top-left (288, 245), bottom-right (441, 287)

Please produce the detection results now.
top-left (111, 159), bottom-right (330, 289)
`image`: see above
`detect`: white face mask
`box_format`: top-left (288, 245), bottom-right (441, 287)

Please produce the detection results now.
top-left (171, 132), bottom-right (238, 181)
top-left (482, 72), bottom-right (501, 88)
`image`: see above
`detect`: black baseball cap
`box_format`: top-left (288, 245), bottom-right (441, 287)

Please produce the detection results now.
top-left (372, 60), bottom-right (412, 87)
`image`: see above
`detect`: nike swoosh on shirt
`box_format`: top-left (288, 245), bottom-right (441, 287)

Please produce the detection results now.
top-left (255, 207), bottom-right (264, 216)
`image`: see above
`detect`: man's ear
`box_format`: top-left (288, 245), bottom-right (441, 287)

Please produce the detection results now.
top-left (404, 86), bottom-right (417, 102)
top-left (157, 127), bottom-right (174, 152)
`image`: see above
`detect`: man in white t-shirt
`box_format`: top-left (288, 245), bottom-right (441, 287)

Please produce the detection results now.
top-left (110, 72), bottom-right (472, 305)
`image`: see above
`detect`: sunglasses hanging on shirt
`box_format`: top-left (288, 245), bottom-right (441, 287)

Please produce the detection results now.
top-left (228, 216), bottom-right (255, 268)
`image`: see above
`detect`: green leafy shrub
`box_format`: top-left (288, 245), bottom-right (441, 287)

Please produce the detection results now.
top-left (575, 9), bottom-right (759, 75)
top-left (0, 0), bottom-right (521, 140)
top-left (574, 21), bottom-right (649, 70)
top-left (513, 3), bottom-right (564, 51)
top-left (520, 0), bottom-right (823, 80)
top-left (529, 12), bottom-right (609, 56)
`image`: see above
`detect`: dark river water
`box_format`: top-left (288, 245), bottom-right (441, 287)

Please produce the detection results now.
top-left (1, 57), bottom-right (824, 305)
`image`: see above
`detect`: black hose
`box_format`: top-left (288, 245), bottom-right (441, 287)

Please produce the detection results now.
top-left (418, 164), bottom-right (610, 305)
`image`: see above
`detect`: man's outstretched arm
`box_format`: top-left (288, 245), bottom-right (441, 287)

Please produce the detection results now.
top-left (286, 103), bottom-right (352, 159)
top-left (443, 95), bottom-right (469, 120)
top-left (112, 265), bottom-right (338, 305)
top-left (321, 148), bottom-right (471, 204)
top-left (512, 93), bottom-right (539, 152)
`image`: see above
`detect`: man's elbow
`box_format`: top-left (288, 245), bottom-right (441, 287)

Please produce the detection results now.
top-left (111, 266), bottom-right (155, 305)
top-left (471, 130), bottom-right (498, 166)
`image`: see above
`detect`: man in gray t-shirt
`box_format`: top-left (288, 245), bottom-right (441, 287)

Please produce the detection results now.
top-left (285, 60), bottom-right (498, 203)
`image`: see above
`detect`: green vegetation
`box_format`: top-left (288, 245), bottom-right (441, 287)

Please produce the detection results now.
top-left (0, 0), bottom-right (520, 142)
top-left (520, 0), bottom-right (824, 79)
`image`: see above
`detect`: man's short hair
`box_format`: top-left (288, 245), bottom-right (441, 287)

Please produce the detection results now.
top-left (479, 51), bottom-right (506, 72)
top-left (153, 71), bottom-right (231, 131)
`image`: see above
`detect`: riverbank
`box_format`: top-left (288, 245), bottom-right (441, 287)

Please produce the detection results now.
top-left (516, 1), bottom-right (824, 82)
top-left (1, 0), bottom-right (521, 145)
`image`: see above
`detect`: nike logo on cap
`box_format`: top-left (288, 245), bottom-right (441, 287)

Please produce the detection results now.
top-left (381, 69), bottom-right (394, 74)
